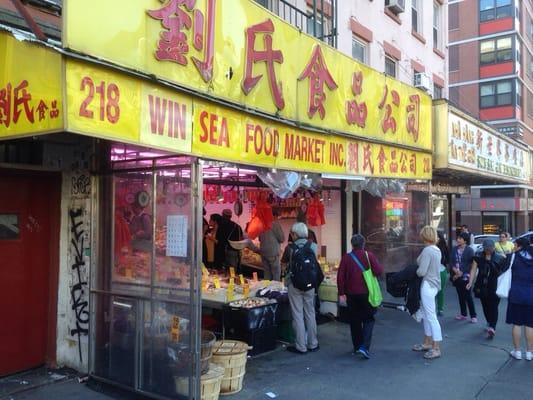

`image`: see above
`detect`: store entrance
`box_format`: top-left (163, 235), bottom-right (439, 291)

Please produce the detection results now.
top-left (0, 173), bottom-right (60, 376)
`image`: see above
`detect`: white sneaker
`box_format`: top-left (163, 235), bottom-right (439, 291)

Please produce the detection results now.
top-left (526, 351), bottom-right (533, 361)
top-left (510, 350), bottom-right (522, 360)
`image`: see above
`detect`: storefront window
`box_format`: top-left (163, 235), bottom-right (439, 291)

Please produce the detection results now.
top-left (91, 146), bottom-right (201, 400)
top-left (362, 189), bottom-right (428, 273)
top-left (482, 212), bottom-right (509, 234)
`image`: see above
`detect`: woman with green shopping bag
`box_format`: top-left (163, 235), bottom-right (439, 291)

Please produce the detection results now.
top-left (337, 234), bottom-right (384, 359)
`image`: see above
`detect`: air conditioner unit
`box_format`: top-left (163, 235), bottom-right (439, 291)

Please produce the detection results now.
top-left (385, 0), bottom-right (405, 14)
top-left (414, 73), bottom-right (431, 91)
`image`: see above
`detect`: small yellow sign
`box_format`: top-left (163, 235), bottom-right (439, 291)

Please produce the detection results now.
top-left (239, 274), bottom-right (245, 286)
top-left (213, 276), bottom-right (221, 289)
top-left (243, 284), bottom-right (250, 298)
top-left (229, 267), bottom-right (236, 278)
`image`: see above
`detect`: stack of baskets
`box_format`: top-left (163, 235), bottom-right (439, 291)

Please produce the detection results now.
top-left (175, 336), bottom-right (250, 400)
top-left (212, 340), bottom-right (250, 396)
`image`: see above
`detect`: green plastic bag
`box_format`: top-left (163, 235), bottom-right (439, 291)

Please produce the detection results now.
top-left (349, 251), bottom-right (383, 307)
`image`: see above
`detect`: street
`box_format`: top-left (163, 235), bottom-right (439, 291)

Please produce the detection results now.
top-left (6, 285), bottom-right (532, 400)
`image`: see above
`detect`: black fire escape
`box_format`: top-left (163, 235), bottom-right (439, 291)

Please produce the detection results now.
top-left (255, 0), bottom-right (338, 48)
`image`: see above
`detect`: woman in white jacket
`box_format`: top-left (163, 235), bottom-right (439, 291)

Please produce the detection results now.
top-left (412, 226), bottom-right (443, 359)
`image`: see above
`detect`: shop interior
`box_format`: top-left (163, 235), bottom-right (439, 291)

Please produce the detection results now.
top-left (91, 143), bottom-right (345, 399)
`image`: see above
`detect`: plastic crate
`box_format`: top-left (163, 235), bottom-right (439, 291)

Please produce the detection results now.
top-left (223, 302), bottom-right (278, 333)
top-left (226, 325), bottom-right (277, 356)
top-left (277, 320), bottom-right (295, 344)
top-left (318, 284), bottom-right (338, 302)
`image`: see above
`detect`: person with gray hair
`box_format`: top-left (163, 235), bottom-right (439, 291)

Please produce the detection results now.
top-left (281, 222), bottom-right (319, 354)
top-left (337, 234), bottom-right (383, 359)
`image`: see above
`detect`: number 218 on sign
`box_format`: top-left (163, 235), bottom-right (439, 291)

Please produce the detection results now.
top-left (79, 76), bottom-right (120, 124)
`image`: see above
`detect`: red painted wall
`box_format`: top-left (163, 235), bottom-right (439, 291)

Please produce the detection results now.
top-left (480, 61), bottom-right (514, 78)
top-left (479, 106), bottom-right (515, 120)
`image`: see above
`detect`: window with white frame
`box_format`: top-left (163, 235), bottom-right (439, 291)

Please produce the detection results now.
top-left (385, 56), bottom-right (397, 77)
top-left (412, 0), bottom-right (421, 33)
top-left (480, 80), bottom-right (513, 108)
top-left (480, 36), bottom-right (513, 65)
top-left (352, 37), bottom-right (368, 64)
top-left (479, 0), bottom-right (513, 22)
top-left (433, 2), bottom-right (441, 49)
top-left (433, 84), bottom-right (443, 99)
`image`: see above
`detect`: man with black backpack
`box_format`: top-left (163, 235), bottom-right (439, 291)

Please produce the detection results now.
top-left (281, 222), bottom-right (323, 354)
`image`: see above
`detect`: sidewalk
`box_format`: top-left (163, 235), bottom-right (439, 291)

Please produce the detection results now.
top-left (4, 285), bottom-right (532, 400)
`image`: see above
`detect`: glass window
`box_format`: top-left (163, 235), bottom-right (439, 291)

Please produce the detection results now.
top-left (385, 56), bottom-right (397, 77)
top-left (480, 80), bottom-right (514, 108)
top-left (480, 36), bottom-right (514, 65)
top-left (307, 14), bottom-right (325, 39)
top-left (515, 80), bottom-right (521, 108)
top-left (449, 46), bottom-right (459, 71)
top-left (433, 84), bottom-right (443, 99)
top-left (528, 90), bottom-right (533, 117)
top-left (352, 37), bottom-right (367, 64)
top-left (449, 3), bottom-right (459, 30)
top-left (412, 0), bottom-right (420, 33)
top-left (480, 0), bottom-right (513, 22)
top-left (433, 2), bottom-right (441, 49)
top-left (0, 214), bottom-right (19, 240)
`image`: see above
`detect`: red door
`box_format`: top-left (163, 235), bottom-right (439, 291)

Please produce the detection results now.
top-left (0, 174), bottom-right (59, 376)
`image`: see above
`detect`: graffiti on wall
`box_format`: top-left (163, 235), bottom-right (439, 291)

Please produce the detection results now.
top-left (71, 173), bottom-right (91, 196)
top-left (69, 206), bottom-right (89, 362)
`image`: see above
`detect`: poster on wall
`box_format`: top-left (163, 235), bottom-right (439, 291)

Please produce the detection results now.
top-left (448, 112), bottom-right (529, 182)
top-left (166, 215), bottom-right (188, 257)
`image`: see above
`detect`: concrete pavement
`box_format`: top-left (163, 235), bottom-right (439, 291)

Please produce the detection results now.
top-left (4, 285), bottom-right (532, 400)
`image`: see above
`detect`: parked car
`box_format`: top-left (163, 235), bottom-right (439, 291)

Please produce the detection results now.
top-left (514, 231), bottom-right (533, 245)
top-left (471, 234), bottom-right (499, 254)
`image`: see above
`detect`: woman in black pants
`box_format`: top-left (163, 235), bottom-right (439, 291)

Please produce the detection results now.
top-left (450, 232), bottom-right (477, 322)
top-left (467, 239), bottom-right (506, 338)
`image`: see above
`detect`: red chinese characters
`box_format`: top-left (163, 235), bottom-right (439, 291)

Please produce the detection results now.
top-left (409, 153), bottom-right (417, 174)
top-left (423, 157), bottom-right (431, 174)
top-left (399, 151), bottom-right (408, 173)
top-left (0, 80), bottom-right (59, 128)
top-left (347, 142), bottom-right (359, 173)
top-left (378, 84), bottom-right (400, 134)
top-left (346, 71), bottom-right (367, 128)
top-left (362, 144), bottom-right (374, 173)
top-left (242, 19), bottom-right (285, 110)
top-left (147, 0), bottom-right (216, 82)
top-left (389, 149), bottom-right (399, 174)
top-left (13, 80), bottom-right (34, 124)
top-left (406, 94), bottom-right (420, 142)
top-left (377, 146), bottom-right (387, 173)
top-left (298, 45), bottom-right (337, 119)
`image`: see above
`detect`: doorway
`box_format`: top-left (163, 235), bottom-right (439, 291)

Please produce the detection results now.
top-left (0, 172), bottom-right (60, 376)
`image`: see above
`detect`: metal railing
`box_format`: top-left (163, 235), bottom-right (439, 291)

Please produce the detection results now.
top-left (255, 0), bottom-right (338, 48)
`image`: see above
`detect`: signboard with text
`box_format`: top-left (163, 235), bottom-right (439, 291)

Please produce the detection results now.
top-left (447, 112), bottom-right (529, 182)
top-left (65, 59), bottom-right (431, 179)
top-left (63, 0), bottom-right (432, 152)
top-left (0, 32), bottom-right (63, 138)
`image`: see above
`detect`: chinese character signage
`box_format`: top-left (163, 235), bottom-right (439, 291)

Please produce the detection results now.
top-left (0, 32), bottom-right (63, 138)
top-left (64, 59), bottom-right (430, 179)
top-left (63, 0), bottom-right (432, 152)
top-left (447, 110), bottom-right (529, 181)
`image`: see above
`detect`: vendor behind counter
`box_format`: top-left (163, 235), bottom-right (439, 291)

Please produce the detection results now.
top-left (217, 209), bottom-right (244, 272)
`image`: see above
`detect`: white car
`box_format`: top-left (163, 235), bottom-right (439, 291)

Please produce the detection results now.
top-left (471, 234), bottom-right (500, 254)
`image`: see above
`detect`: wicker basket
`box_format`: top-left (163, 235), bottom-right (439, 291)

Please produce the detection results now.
top-left (175, 363), bottom-right (225, 400)
top-left (211, 340), bottom-right (250, 395)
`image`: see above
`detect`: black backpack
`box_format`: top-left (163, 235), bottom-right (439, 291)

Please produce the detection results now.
top-left (289, 241), bottom-right (324, 291)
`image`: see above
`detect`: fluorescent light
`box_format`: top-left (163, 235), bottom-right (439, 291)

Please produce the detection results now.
top-left (322, 173), bottom-right (365, 181)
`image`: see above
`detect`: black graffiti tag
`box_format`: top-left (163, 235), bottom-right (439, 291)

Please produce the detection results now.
top-left (69, 208), bottom-right (89, 363)
top-left (71, 174), bottom-right (91, 196)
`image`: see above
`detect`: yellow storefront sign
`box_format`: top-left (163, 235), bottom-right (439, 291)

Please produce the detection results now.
top-left (0, 31), bottom-right (63, 138)
top-left (65, 59), bottom-right (192, 154)
top-left (192, 100), bottom-right (431, 179)
top-left (63, 0), bottom-right (431, 151)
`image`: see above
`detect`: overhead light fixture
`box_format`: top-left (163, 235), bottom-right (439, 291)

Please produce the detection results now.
top-left (322, 173), bottom-right (365, 181)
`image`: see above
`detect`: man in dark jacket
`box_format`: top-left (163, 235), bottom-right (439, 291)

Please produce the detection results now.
top-left (217, 209), bottom-right (244, 272)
